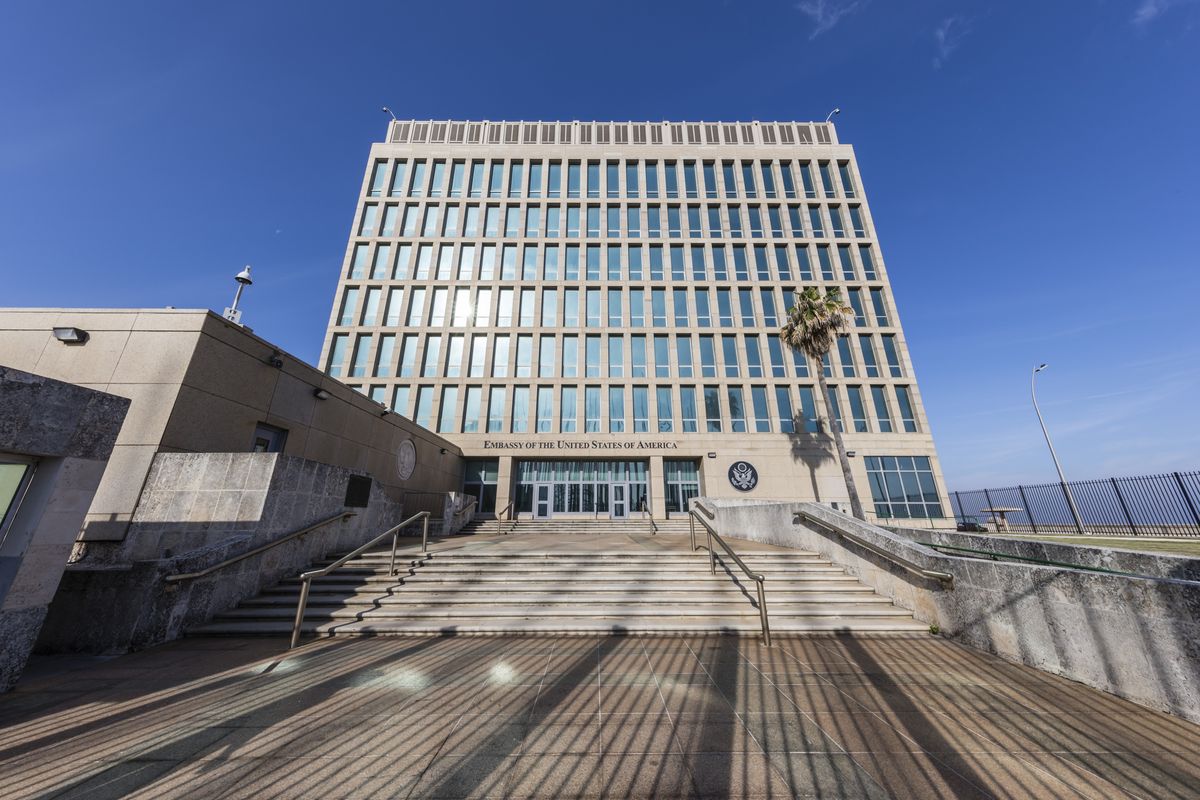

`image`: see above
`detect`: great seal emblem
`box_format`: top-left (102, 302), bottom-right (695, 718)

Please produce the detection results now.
top-left (728, 461), bottom-right (758, 492)
top-left (396, 439), bottom-right (417, 480)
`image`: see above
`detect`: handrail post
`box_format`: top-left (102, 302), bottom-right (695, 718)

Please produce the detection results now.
top-left (389, 529), bottom-right (399, 575)
top-left (289, 577), bottom-right (311, 649)
top-left (756, 578), bottom-right (771, 647)
top-left (689, 513), bottom-right (696, 551)
top-left (422, 512), bottom-right (429, 553)
top-left (708, 528), bottom-right (715, 575)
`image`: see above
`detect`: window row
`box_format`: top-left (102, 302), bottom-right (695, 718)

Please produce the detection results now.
top-left (865, 456), bottom-right (944, 520)
top-left (347, 241), bottom-right (881, 284)
top-left (357, 201), bottom-right (869, 240)
top-left (367, 157), bottom-right (857, 201)
top-left (354, 382), bottom-right (919, 436)
top-left (327, 332), bottom-right (906, 382)
top-left (334, 284), bottom-right (892, 331)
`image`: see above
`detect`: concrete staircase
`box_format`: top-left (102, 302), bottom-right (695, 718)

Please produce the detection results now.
top-left (454, 517), bottom-right (693, 537)
top-left (194, 528), bottom-right (927, 638)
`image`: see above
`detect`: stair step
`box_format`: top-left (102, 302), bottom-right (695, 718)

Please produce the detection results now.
top-left (262, 581), bottom-right (871, 595)
top-left (193, 617), bottom-right (931, 636)
top-left (216, 603), bottom-right (913, 620)
top-left (284, 574), bottom-right (860, 587)
top-left (242, 592), bottom-right (890, 607)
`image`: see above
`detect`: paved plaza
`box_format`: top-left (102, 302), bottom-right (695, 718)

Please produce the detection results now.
top-left (3, 634), bottom-right (1198, 799)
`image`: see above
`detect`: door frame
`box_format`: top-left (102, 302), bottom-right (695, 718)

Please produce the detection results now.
top-left (611, 483), bottom-right (628, 520)
top-left (533, 483), bottom-right (553, 519)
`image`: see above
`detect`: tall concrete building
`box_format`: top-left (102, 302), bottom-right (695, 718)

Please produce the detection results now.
top-left (319, 119), bottom-right (949, 523)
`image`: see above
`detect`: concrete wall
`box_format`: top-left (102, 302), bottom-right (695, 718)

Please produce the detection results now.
top-left (37, 452), bottom-right (409, 653)
top-left (0, 367), bottom-right (128, 689)
top-left (0, 308), bottom-right (464, 544)
top-left (699, 498), bottom-right (1200, 725)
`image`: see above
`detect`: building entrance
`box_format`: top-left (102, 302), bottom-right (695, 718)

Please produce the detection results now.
top-left (515, 460), bottom-right (648, 520)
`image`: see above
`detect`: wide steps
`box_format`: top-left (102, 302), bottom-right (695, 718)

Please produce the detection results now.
top-left (241, 591), bottom-right (889, 607)
top-left (260, 581), bottom-right (872, 596)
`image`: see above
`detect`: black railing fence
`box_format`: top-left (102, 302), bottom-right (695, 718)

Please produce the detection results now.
top-left (951, 471), bottom-right (1200, 537)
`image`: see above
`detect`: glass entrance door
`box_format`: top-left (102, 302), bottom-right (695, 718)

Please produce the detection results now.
top-left (534, 483), bottom-right (552, 519)
top-left (611, 484), bottom-right (627, 519)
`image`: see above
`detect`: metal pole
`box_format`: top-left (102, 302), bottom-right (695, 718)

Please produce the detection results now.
top-left (708, 529), bottom-right (716, 575)
top-left (1032, 366), bottom-right (1086, 534)
top-left (421, 513), bottom-right (429, 553)
top-left (289, 578), bottom-right (311, 649)
top-left (1110, 478), bottom-right (1138, 536)
top-left (689, 514), bottom-right (696, 551)
top-left (389, 530), bottom-right (399, 575)
top-left (756, 579), bottom-right (771, 647)
top-left (1017, 485), bottom-right (1038, 534)
top-left (1174, 472), bottom-right (1200, 530)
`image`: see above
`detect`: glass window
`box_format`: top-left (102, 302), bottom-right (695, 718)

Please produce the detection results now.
top-left (389, 160), bottom-right (408, 197)
top-left (504, 206), bottom-right (519, 237)
top-left (819, 161), bottom-right (836, 197)
top-left (767, 335), bottom-right (786, 377)
top-left (817, 246), bottom-right (834, 280)
top-left (795, 245), bottom-right (813, 280)
top-left (511, 386), bottom-right (530, 432)
top-left (745, 336), bottom-right (763, 378)
top-left (826, 386), bottom-right (844, 432)
top-left (536, 386), bottom-right (553, 432)
top-left (632, 386), bottom-right (649, 432)
top-left (870, 386), bottom-right (893, 433)
top-left (739, 288), bottom-right (755, 325)
top-left (683, 161), bottom-right (698, 198)
top-left (798, 386), bottom-right (818, 432)
top-left (567, 162), bottom-right (581, 198)
top-left (707, 206), bottom-right (722, 238)
top-left (760, 289), bottom-right (778, 327)
top-left (326, 333), bottom-right (348, 375)
top-left (587, 161), bottom-right (600, 198)
top-left (437, 386), bottom-right (458, 433)
top-left (359, 204), bottom-right (378, 236)
top-left (664, 161), bottom-right (679, 198)
top-left (809, 206), bottom-right (825, 238)
top-left (429, 161), bottom-right (447, 197)
top-left (741, 162), bottom-right (757, 198)
top-left (830, 206), bottom-right (846, 238)
top-left (859, 245), bottom-right (877, 279)
top-left (630, 335), bottom-right (647, 377)
top-left (690, 246), bottom-right (706, 280)
top-left (385, 288), bottom-right (404, 325)
top-left (479, 245), bottom-right (496, 279)
top-left (651, 289), bottom-right (667, 327)
top-left (608, 335), bottom-right (624, 377)
top-left (606, 161), bottom-right (620, 198)
top-left (628, 245), bottom-right (643, 279)
top-left (647, 205), bottom-right (661, 237)
top-left (748, 206), bottom-right (764, 238)
top-left (859, 335), bottom-right (879, 377)
top-left (338, 287), bottom-right (360, 326)
top-left (716, 289), bottom-right (733, 327)
top-left (776, 386), bottom-right (795, 433)
top-left (626, 162), bottom-right (640, 198)
top-left (699, 335), bottom-right (717, 377)
top-left (462, 386), bottom-right (482, 433)
top-left (712, 247), bottom-right (728, 280)
top-left (673, 289), bottom-right (689, 327)
top-left (525, 206), bottom-right (541, 237)
top-left (882, 335), bottom-right (903, 377)
top-left (562, 335), bottom-right (578, 377)
top-left (645, 161), bottom-right (659, 197)
top-left (871, 289), bottom-right (889, 326)
top-left (676, 335), bottom-right (694, 377)
top-left (722, 162), bottom-right (737, 198)
top-left (849, 206), bottom-right (866, 237)
top-left (837, 336), bottom-right (856, 377)
top-left (541, 289), bottom-right (558, 326)
top-left (409, 160), bottom-right (427, 196)
top-left (653, 335), bottom-right (670, 377)
top-left (838, 162), bottom-right (856, 197)
top-left (586, 288), bottom-right (601, 326)
top-left (468, 335), bottom-right (486, 377)
top-left (546, 206), bottom-right (561, 237)
top-left (761, 162), bottom-right (777, 198)
top-left (445, 334), bottom-right (464, 378)
top-left (508, 162), bottom-right (524, 198)
top-left (865, 455), bottom-right (943, 519)
top-left (687, 206), bottom-right (702, 237)
top-left (629, 288), bottom-right (645, 326)
top-left (484, 206), bottom-right (500, 237)
top-left (656, 386), bottom-right (674, 432)
top-left (468, 161), bottom-right (485, 197)
top-left (722, 335), bottom-right (740, 377)
top-left (492, 335), bottom-right (510, 377)
top-left (704, 386), bottom-right (722, 432)
top-left (732, 246), bottom-right (749, 279)
top-left (515, 334), bottom-right (533, 377)
top-left (563, 289), bottom-right (579, 326)
top-left (421, 335), bottom-right (441, 377)
top-left (407, 288), bottom-right (425, 325)
top-left (649, 245), bottom-right (664, 279)
top-left (474, 288), bottom-right (491, 326)
top-left (667, 206), bottom-right (682, 237)
top-left (585, 386), bottom-right (601, 431)
top-left (519, 288), bottom-right (536, 326)
top-left (695, 289), bottom-right (712, 327)
top-left (585, 335), bottom-right (601, 377)
top-left (561, 386), bottom-right (577, 432)
top-left (626, 205), bottom-right (641, 237)
top-left (414, 385), bottom-right (433, 427)
top-left (547, 161), bottom-right (562, 197)
top-left (847, 386), bottom-right (868, 432)
top-left (497, 288), bottom-right (513, 326)
top-left (895, 386), bottom-right (918, 432)
top-left (398, 334), bottom-right (418, 377)
top-left (680, 386), bottom-right (698, 432)
top-left (349, 244), bottom-right (368, 279)
top-left (722, 386), bottom-right (745, 432)
top-left (489, 162), bottom-right (504, 197)
top-left (727, 205), bottom-right (743, 238)
top-left (703, 162), bottom-right (717, 198)
top-left (751, 386), bottom-right (770, 433)
top-left (487, 386), bottom-right (506, 432)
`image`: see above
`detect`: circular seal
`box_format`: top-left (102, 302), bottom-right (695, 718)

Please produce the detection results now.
top-left (396, 439), bottom-right (417, 480)
top-left (728, 461), bottom-right (758, 492)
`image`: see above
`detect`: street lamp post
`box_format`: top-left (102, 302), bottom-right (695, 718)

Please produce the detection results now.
top-left (223, 266), bottom-right (253, 325)
top-left (1032, 364), bottom-right (1086, 534)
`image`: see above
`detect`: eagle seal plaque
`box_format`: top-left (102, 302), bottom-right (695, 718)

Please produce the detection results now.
top-left (728, 461), bottom-right (758, 492)
top-left (396, 439), bottom-right (417, 480)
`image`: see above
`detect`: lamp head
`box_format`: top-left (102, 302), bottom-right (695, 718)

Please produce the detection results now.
top-left (235, 265), bottom-right (253, 286)
top-left (1035, 363), bottom-right (1048, 373)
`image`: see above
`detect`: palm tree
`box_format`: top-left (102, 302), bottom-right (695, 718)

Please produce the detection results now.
top-left (779, 286), bottom-right (866, 520)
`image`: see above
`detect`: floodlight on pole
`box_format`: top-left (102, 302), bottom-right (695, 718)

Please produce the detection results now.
top-left (223, 266), bottom-right (253, 325)
top-left (1032, 363), bottom-right (1087, 534)
top-left (382, 107), bottom-right (398, 120)
top-left (825, 108), bottom-right (841, 123)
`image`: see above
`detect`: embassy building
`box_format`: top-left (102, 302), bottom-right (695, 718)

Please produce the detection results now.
top-left (320, 119), bottom-right (949, 524)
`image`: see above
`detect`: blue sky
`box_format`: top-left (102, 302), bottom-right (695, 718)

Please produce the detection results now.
top-left (3, 0), bottom-right (1198, 489)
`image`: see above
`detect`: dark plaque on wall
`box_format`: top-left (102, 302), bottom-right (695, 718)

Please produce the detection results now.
top-left (344, 475), bottom-right (372, 508)
top-left (728, 461), bottom-right (758, 492)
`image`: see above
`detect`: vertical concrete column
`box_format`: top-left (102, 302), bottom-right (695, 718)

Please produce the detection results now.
top-left (649, 455), bottom-right (666, 518)
top-left (495, 456), bottom-right (515, 518)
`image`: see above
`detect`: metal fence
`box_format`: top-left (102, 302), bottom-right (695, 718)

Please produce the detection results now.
top-left (951, 471), bottom-right (1200, 537)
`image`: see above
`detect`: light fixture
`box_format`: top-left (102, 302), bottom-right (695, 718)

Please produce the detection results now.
top-left (223, 265), bottom-right (253, 325)
top-left (825, 107), bottom-right (841, 123)
top-left (267, 351), bottom-right (284, 369)
top-left (52, 327), bottom-right (89, 345)
top-left (439, 448), bottom-right (448, 455)
top-left (313, 388), bottom-right (331, 400)
top-left (382, 106), bottom-right (398, 120)
top-left (845, 450), bottom-right (857, 458)
top-left (707, 452), bottom-right (717, 459)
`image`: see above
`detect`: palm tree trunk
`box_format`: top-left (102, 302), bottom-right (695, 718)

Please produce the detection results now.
top-left (814, 358), bottom-right (867, 520)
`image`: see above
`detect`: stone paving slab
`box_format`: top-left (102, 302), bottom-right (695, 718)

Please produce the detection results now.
top-left (2, 635), bottom-right (1199, 799)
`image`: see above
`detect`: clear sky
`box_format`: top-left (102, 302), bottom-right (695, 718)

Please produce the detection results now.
top-left (3, 0), bottom-right (1198, 489)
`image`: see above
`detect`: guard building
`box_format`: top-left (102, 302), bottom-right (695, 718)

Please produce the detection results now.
top-left (319, 119), bottom-right (949, 523)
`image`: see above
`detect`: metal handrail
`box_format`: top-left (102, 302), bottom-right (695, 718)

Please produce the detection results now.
top-left (496, 501), bottom-right (515, 535)
top-left (451, 497), bottom-right (477, 533)
top-left (164, 511), bottom-right (356, 583)
top-left (689, 500), bottom-right (770, 646)
top-left (794, 509), bottom-right (954, 588)
top-left (640, 499), bottom-right (658, 535)
top-left (916, 541), bottom-right (1198, 583)
top-left (289, 511), bottom-right (430, 648)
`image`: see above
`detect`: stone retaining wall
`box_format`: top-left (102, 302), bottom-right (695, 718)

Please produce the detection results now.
top-left (699, 497), bottom-right (1200, 725)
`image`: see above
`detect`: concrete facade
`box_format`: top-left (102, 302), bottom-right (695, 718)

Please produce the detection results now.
top-left (701, 498), bottom-right (1200, 724)
top-left (0, 367), bottom-right (129, 689)
top-left (0, 308), bottom-right (464, 547)
top-left (319, 119), bottom-right (950, 526)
